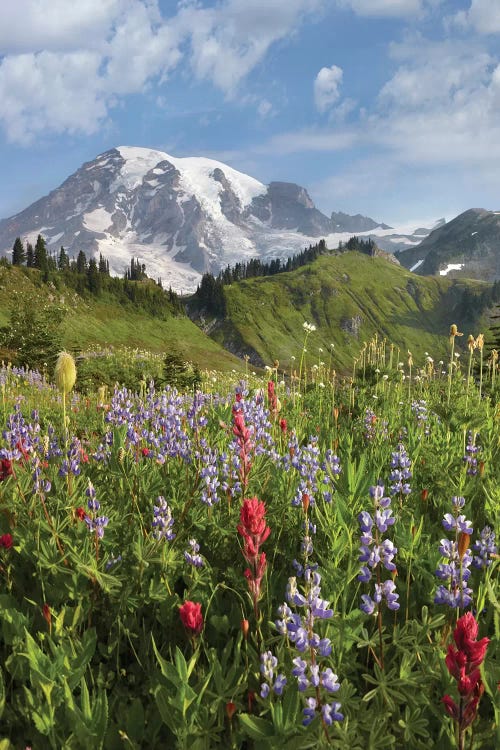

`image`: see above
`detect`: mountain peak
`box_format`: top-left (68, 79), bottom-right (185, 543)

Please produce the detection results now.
top-left (0, 146), bottom-right (401, 291)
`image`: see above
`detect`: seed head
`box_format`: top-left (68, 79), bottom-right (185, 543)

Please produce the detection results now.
top-left (54, 351), bottom-right (76, 395)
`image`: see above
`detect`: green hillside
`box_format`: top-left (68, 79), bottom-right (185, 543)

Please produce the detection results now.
top-left (0, 264), bottom-right (242, 372)
top-left (208, 251), bottom-right (494, 371)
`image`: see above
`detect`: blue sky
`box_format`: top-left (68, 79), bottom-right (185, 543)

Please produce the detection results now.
top-left (0, 0), bottom-right (499, 226)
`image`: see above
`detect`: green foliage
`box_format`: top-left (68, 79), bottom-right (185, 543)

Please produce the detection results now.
top-left (0, 332), bottom-right (497, 748)
top-left (0, 292), bottom-right (65, 370)
top-left (11, 238), bottom-right (25, 267)
top-left (162, 350), bottom-right (202, 390)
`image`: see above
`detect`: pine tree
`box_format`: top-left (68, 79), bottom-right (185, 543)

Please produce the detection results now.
top-left (76, 250), bottom-right (87, 274)
top-left (58, 246), bottom-right (69, 271)
top-left (98, 253), bottom-right (109, 275)
top-left (87, 257), bottom-right (100, 293)
top-left (26, 243), bottom-right (34, 268)
top-left (12, 237), bottom-right (25, 266)
top-left (34, 234), bottom-right (48, 271)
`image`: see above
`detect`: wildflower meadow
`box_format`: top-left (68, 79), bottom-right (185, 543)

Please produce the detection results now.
top-left (0, 326), bottom-right (498, 749)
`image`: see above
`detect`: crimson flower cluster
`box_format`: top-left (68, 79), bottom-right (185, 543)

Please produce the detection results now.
top-left (443, 612), bottom-right (489, 735)
top-left (237, 497), bottom-right (270, 607)
top-left (0, 533), bottom-right (13, 549)
top-left (179, 601), bottom-right (203, 635)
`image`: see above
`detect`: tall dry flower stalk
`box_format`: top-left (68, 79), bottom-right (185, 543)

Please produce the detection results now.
top-left (447, 324), bottom-right (463, 406)
top-left (465, 335), bottom-right (476, 414)
top-left (55, 351), bottom-right (77, 440)
top-left (475, 334), bottom-right (484, 403)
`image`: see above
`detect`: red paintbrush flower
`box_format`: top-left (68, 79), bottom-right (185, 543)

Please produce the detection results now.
top-left (179, 601), bottom-right (203, 635)
top-left (0, 533), bottom-right (13, 549)
top-left (442, 612), bottom-right (489, 740)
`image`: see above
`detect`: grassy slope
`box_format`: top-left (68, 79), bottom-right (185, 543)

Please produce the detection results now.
top-left (218, 252), bottom-right (491, 370)
top-left (0, 265), bottom-right (243, 371)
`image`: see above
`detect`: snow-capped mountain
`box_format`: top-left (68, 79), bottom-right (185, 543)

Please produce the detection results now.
top-left (0, 146), bottom-right (433, 292)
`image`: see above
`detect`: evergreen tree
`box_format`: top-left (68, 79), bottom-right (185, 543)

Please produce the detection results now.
top-left (87, 257), bottom-right (100, 293)
top-left (76, 250), bottom-right (87, 274)
top-left (98, 253), bottom-right (109, 275)
top-left (12, 237), bottom-right (25, 266)
top-left (58, 246), bottom-right (70, 271)
top-left (26, 243), bottom-right (34, 268)
top-left (34, 234), bottom-right (48, 271)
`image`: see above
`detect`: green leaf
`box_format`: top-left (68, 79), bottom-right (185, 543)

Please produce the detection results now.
top-left (80, 677), bottom-right (92, 723)
top-left (154, 685), bottom-right (177, 728)
top-left (90, 688), bottom-right (108, 749)
top-left (238, 713), bottom-right (275, 740)
top-left (0, 669), bottom-right (4, 720)
top-left (174, 646), bottom-right (188, 684)
top-left (151, 636), bottom-right (181, 685)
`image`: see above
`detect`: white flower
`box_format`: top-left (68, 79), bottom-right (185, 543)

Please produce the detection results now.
top-left (303, 322), bottom-right (316, 333)
top-left (319, 347), bottom-right (324, 353)
top-left (382, 374), bottom-right (389, 381)
top-left (318, 382), bottom-right (325, 388)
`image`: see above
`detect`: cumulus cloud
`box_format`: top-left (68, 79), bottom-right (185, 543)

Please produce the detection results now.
top-left (0, 0), bottom-right (319, 143)
top-left (314, 65), bottom-right (343, 112)
top-left (449, 0), bottom-right (500, 35)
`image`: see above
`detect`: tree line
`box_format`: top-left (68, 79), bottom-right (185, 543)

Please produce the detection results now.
top-left (193, 236), bottom-right (377, 315)
top-left (8, 235), bottom-right (183, 315)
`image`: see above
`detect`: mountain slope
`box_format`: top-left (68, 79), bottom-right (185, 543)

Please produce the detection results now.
top-left (0, 265), bottom-right (242, 372)
top-left (0, 147), bottom-right (420, 291)
top-left (205, 251), bottom-right (493, 370)
top-left (397, 208), bottom-right (500, 279)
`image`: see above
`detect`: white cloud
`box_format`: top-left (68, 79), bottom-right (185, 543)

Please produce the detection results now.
top-left (448, 0), bottom-right (500, 35)
top-left (252, 30), bottom-right (500, 220)
top-left (258, 99), bottom-right (273, 117)
top-left (176, 0), bottom-right (321, 95)
top-left (0, 0), bottom-right (319, 143)
top-left (0, 0), bottom-right (123, 53)
top-left (314, 65), bottom-right (343, 112)
top-left (338, 0), bottom-right (423, 18)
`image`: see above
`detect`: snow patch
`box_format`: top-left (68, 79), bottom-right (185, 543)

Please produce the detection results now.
top-left (439, 263), bottom-right (464, 276)
top-left (83, 207), bottom-right (113, 233)
top-left (115, 146), bottom-right (266, 208)
top-left (410, 259), bottom-right (424, 272)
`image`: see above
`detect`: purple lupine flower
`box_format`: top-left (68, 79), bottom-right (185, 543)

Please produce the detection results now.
top-left (259, 651), bottom-right (287, 698)
top-left (290, 437), bottom-right (321, 508)
top-left (276, 569), bottom-right (342, 726)
top-left (85, 515), bottom-right (109, 538)
top-left (411, 400), bottom-right (429, 433)
top-left (388, 442), bottom-right (412, 496)
top-left (434, 497), bottom-right (473, 609)
top-left (302, 697), bottom-right (317, 726)
top-left (32, 456), bottom-right (51, 494)
top-left (86, 482), bottom-right (100, 512)
top-left (184, 539), bottom-right (204, 568)
top-left (358, 483), bottom-right (399, 613)
top-left (463, 432), bottom-right (480, 476)
top-left (152, 496), bottom-right (175, 542)
top-left (472, 526), bottom-right (497, 569)
top-left (322, 702), bottom-right (344, 725)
